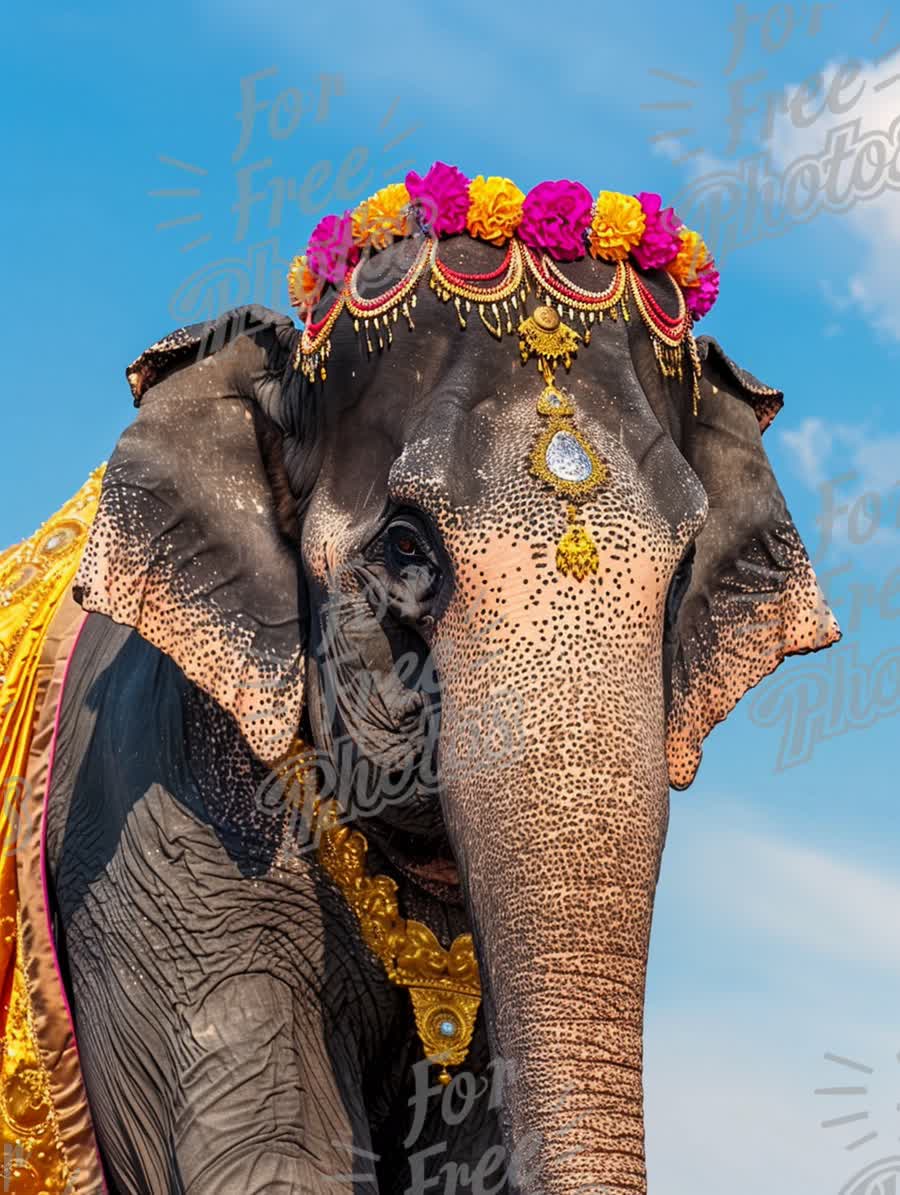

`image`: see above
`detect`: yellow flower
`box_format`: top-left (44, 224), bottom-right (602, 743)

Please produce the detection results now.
top-left (466, 175), bottom-right (525, 246)
top-left (352, 183), bottom-right (411, 250)
top-left (287, 255), bottom-right (319, 308)
top-left (667, 227), bottom-right (711, 287)
top-left (589, 191), bottom-right (646, 262)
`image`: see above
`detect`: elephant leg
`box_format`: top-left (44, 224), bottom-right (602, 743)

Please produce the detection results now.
top-left (52, 782), bottom-right (377, 1194)
top-left (176, 972), bottom-right (375, 1194)
top-left (71, 964), bottom-right (374, 1194)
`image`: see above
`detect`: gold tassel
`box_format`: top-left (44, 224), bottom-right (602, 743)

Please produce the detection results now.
top-left (556, 506), bottom-right (599, 581)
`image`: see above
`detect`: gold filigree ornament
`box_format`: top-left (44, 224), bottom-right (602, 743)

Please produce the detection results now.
top-left (518, 305), bottom-right (607, 579)
top-left (318, 800), bottom-right (481, 1084)
top-left (281, 745), bottom-right (480, 1085)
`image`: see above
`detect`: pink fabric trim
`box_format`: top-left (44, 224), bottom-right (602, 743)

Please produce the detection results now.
top-left (38, 612), bottom-right (109, 1192)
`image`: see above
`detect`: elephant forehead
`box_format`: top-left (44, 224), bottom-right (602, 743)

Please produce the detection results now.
top-left (387, 384), bottom-right (706, 536)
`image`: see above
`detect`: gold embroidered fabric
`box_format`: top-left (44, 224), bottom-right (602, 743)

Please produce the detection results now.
top-left (0, 467), bottom-right (105, 1193)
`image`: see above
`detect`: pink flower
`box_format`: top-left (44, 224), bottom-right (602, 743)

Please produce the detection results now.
top-left (518, 180), bottom-right (593, 262)
top-left (632, 192), bottom-right (682, 270)
top-left (685, 263), bottom-right (720, 318)
top-left (405, 161), bottom-right (472, 237)
top-left (307, 212), bottom-right (360, 286)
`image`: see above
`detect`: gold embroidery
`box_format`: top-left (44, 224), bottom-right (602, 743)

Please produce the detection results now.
top-left (0, 466), bottom-right (105, 1193)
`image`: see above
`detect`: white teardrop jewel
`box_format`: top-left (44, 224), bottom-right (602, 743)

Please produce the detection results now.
top-left (519, 305), bottom-right (606, 579)
top-left (546, 429), bottom-right (593, 482)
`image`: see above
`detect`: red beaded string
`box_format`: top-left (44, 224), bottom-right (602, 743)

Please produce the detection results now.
top-left (304, 295), bottom-right (343, 338)
top-left (434, 243), bottom-right (515, 285)
top-left (631, 270), bottom-right (685, 331)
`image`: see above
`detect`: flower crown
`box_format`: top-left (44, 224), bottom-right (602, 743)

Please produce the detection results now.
top-left (287, 161), bottom-right (720, 321)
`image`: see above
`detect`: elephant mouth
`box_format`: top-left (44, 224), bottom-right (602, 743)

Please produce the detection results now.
top-left (370, 831), bottom-right (463, 904)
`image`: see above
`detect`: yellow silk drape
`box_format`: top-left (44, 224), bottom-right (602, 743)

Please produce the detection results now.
top-left (0, 467), bottom-right (104, 1193)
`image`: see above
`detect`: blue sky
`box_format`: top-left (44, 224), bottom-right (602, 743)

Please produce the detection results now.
top-left (5, 2), bottom-right (899, 1189)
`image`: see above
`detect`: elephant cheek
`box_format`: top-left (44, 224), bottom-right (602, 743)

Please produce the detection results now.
top-left (431, 595), bottom-right (670, 1195)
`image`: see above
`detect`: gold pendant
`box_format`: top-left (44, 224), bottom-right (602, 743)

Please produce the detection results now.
top-left (518, 305), bottom-right (605, 579)
top-left (556, 506), bottom-right (600, 580)
top-left (518, 304), bottom-right (581, 369)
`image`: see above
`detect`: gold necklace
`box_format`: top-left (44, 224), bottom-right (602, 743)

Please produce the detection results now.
top-left (285, 745), bottom-right (481, 1085)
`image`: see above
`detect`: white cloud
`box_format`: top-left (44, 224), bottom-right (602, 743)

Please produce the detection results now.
top-left (768, 53), bottom-right (900, 340)
top-left (664, 51), bottom-right (900, 340)
top-left (643, 809), bottom-right (900, 1193)
top-left (706, 826), bottom-right (900, 971)
top-left (779, 417), bottom-right (900, 555)
top-left (781, 415), bottom-right (835, 487)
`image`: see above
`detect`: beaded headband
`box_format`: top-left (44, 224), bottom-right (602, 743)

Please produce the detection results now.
top-left (287, 164), bottom-right (719, 580)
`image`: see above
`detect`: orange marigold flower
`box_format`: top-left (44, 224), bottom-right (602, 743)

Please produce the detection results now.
top-left (466, 176), bottom-right (525, 246)
top-left (287, 255), bottom-right (320, 309)
top-left (667, 227), bottom-right (711, 288)
top-left (352, 183), bottom-right (411, 251)
top-left (589, 191), bottom-right (646, 262)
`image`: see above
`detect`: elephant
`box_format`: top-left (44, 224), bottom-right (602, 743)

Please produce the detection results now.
top-left (42, 223), bottom-right (839, 1195)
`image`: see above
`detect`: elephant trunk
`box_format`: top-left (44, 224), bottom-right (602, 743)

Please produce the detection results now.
top-left (436, 620), bottom-right (669, 1194)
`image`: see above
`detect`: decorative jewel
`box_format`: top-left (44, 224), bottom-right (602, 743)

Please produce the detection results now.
top-left (41, 525), bottom-right (78, 555)
top-left (518, 304), bottom-right (605, 577)
top-left (466, 176), bottom-right (525, 246)
top-left (283, 747), bottom-right (481, 1087)
top-left (518, 180), bottom-right (594, 263)
top-left (0, 565), bottom-right (38, 606)
top-left (589, 191), bottom-right (646, 262)
top-left (529, 422), bottom-right (607, 499)
top-left (536, 382), bottom-right (574, 417)
top-left (523, 248), bottom-right (629, 339)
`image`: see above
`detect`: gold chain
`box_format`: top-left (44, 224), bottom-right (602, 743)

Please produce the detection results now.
top-left (428, 238), bottom-right (528, 338)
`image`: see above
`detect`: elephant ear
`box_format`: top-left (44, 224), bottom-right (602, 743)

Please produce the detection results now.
top-left (665, 335), bottom-right (841, 789)
top-left (74, 305), bottom-right (305, 765)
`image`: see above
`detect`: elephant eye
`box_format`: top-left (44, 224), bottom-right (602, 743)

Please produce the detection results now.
top-left (386, 521), bottom-right (431, 569)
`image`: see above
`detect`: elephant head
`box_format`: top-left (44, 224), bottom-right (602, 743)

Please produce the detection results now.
top-left (74, 226), bottom-right (839, 1192)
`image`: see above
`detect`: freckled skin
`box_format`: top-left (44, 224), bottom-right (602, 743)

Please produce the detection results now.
top-left (55, 234), bottom-right (838, 1194)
